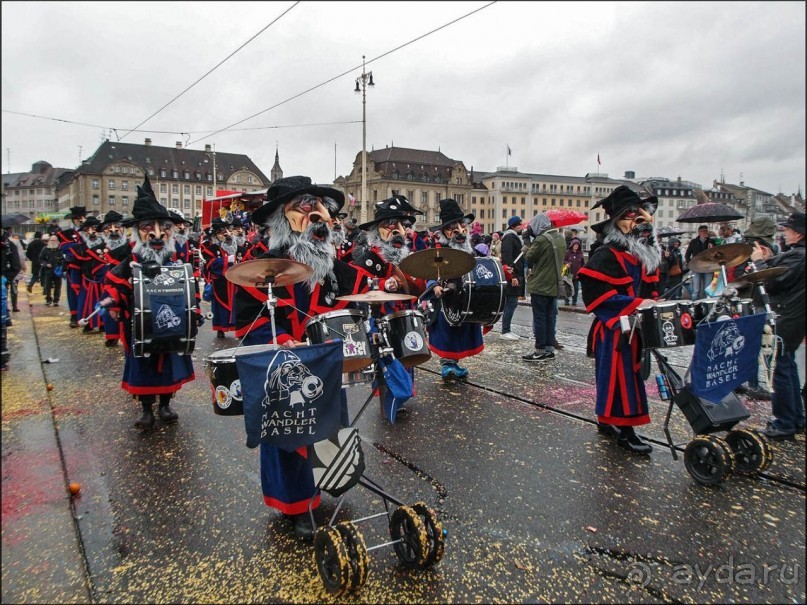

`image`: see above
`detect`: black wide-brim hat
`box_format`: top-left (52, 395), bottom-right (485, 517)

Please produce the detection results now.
top-left (209, 217), bottom-right (232, 233)
top-left (358, 197), bottom-right (417, 230)
top-left (590, 185), bottom-right (658, 234)
top-left (64, 206), bottom-right (87, 220)
top-left (79, 216), bottom-right (103, 230)
top-left (389, 193), bottom-right (424, 216)
top-left (121, 175), bottom-right (179, 227)
top-left (431, 198), bottom-right (474, 231)
top-left (778, 212), bottom-right (806, 235)
top-left (169, 211), bottom-right (193, 226)
top-left (251, 175), bottom-right (345, 226)
top-left (99, 210), bottom-right (125, 227)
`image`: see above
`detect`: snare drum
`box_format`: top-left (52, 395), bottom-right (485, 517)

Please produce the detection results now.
top-left (132, 262), bottom-right (198, 358)
top-left (639, 301), bottom-right (695, 349)
top-left (204, 345), bottom-right (276, 416)
top-left (380, 309), bottom-right (431, 368)
top-left (305, 309), bottom-right (372, 373)
top-left (729, 298), bottom-right (755, 318)
top-left (442, 257), bottom-right (506, 327)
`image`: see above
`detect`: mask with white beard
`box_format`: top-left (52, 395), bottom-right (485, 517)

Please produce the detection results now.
top-left (174, 230), bottom-right (188, 247)
top-left (103, 232), bottom-right (129, 250)
top-left (80, 231), bottom-right (103, 248)
top-left (603, 221), bottom-right (661, 272)
top-left (436, 229), bottom-right (474, 255)
top-left (233, 234), bottom-right (246, 247)
top-left (132, 231), bottom-right (177, 265)
top-left (265, 210), bottom-right (335, 292)
top-left (367, 227), bottom-right (410, 265)
top-left (331, 225), bottom-right (346, 248)
top-left (217, 234), bottom-right (238, 256)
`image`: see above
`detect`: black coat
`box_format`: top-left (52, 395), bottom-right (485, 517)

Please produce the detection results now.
top-left (500, 230), bottom-right (525, 297)
top-left (757, 241), bottom-right (805, 351)
top-left (684, 236), bottom-right (716, 266)
top-left (26, 238), bottom-right (46, 269)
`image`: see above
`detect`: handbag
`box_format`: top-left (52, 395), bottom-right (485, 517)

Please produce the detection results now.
top-left (668, 262), bottom-right (682, 277)
top-left (544, 232), bottom-right (572, 299)
top-left (53, 264), bottom-right (64, 278)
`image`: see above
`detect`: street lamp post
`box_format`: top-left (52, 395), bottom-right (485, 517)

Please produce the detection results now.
top-left (355, 55), bottom-right (375, 225)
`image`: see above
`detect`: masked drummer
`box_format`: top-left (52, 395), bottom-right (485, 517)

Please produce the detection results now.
top-left (200, 217), bottom-right (240, 339)
top-left (102, 175), bottom-right (203, 431)
top-left (233, 175), bottom-right (372, 540)
top-left (424, 199), bottom-right (488, 381)
top-left (577, 185), bottom-right (660, 455)
top-left (98, 210), bottom-right (130, 348)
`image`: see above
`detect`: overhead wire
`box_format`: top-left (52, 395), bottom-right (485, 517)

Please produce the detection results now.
top-left (186, 0), bottom-right (498, 146)
top-left (118, 1), bottom-right (300, 142)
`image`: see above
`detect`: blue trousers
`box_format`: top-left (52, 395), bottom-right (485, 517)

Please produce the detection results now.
top-left (771, 348), bottom-right (806, 432)
top-left (530, 293), bottom-right (557, 352)
top-left (501, 295), bottom-right (519, 333)
top-left (690, 272), bottom-right (712, 301)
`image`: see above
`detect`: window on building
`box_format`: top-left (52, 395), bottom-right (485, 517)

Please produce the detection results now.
top-left (172, 184), bottom-right (179, 194)
top-left (196, 186), bottom-right (202, 195)
top-left (172, 198), bottom-right (179, 206)
top-left (147, 168), bottom-right (154, 176)
top-left (184, 171), bottom-right (190, 180)
top-left (184, 185), bottom-right (190, 195)
top-left (172, 170), bottom-right (178, 179)
top-left (113, 166), bottom-right (120, 173)
top-left (502, 209), bottom-right (507, 218)
top-left (122, 166), bottom-right (129, 174)
top-left (161, 197), bottom-right (167, 205)
top-left (92, 179), bottom-right (100, 189)
top-left (207, 186), bottom-right (213, 196)
top-left (122, 196), bottom-right (129, 206)
top-left (92, 195), bottom-right (100, 206)
top-left (184, 200), bottom-right (191, 209)
top-left (422, 191), bottom-right (428, 204)
top-left (559, 199), bottom-right (564, 206)
top-left (121, 180), bottom-right (129, 191)
top-left (576, 200), bottom-right (581, 207)
top-left (107, 180), bottom-right (116, 190)
top-left (160, 169), bottom-right (167, 178)
top-left (551, 198), bottom-right (556, 206)
top-left (108, 195), bottom-right (116, 206)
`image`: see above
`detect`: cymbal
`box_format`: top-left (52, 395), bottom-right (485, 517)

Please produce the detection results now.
top-left (399, 248), bottom-right (476, 280)
top-left (336, 291), bottom-right (417, 304)
top-left (728, 266), bottom-right (788, 288)
top-left (225, 258), bottom-right (313, 287)
top-left (687, 243), bottom-right (753, 273)
top-left (391, 265), bottom-right (410, 294)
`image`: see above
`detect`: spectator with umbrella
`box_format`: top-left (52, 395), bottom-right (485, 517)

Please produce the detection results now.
top-left (684, 225), bottom-right (716, 300)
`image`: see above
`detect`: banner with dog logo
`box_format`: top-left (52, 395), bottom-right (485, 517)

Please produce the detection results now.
top-left (690, 313), bottom-right (766, 403)
top-left (236, 341), bottom-right (343, 451)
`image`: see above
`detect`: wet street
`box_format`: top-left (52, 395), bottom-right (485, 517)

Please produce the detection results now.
top-left (2, 289), bottom-right (805, 604)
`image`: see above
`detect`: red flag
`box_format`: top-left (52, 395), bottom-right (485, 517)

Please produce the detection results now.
top-left (597, 154), bottom-right (601, 165)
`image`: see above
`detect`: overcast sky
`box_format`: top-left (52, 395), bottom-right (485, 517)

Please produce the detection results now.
top-left (2, 1), bottom-right (805, 197)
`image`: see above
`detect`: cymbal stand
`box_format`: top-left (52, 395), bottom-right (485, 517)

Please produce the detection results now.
top-left (238, 276), bottom-right (282, 351)
top-left (744, 261), bottom-right (776, 325)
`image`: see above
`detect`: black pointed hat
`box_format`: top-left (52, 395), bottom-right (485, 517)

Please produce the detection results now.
top-left (121, 175), bottom-right (176, 226)
top-left (251, 176), bottom-right (344, 225)
top-left (99, 210), bottom-right (125, 227)
top-left (64, 206), bottom-right (87, 220)
top-left (431, 198), bottom-right (474, 231)
top-left (357, 196), bottom-right (418, 230)
top-left (388, 193), bottom-right (424, 216)
top-left (590, 185), bottom-right (658, 233)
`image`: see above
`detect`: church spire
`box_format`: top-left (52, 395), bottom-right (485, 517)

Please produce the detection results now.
top-left (270, 143), bottom-right (283, 183)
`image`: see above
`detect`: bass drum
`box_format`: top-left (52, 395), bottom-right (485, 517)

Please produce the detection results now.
top-left (381, 310), bottom-right (431, 368)
top-left (203, 345), bottom-right (277, 416)
top-left (442, 257), bottom-right (506, 327)
top-left (132, 262), bottom-right (197, 358)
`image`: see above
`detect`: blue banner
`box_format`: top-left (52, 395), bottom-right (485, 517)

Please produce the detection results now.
top-left (690, 313), bottom-right (767, 403)
top-left (236, 341), bottom-right (344, 451)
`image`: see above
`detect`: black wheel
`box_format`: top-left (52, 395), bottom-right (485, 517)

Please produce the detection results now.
top-left (751, 429), bottom-right (774, 471)
top-left (684, 436), bottom-right (733, 486)
top-left (725, 428), bottom-right (768, 475)
top-left (640, 349), bottom-right (652, 381)
top-left (313, 526), bottom-right (351, 596)
top-left (411, 502), bottom-right (445, 567)
top-left (335, 521), bottom-right (369, 592)
top-left (389, 505), bottom-right (429, 569)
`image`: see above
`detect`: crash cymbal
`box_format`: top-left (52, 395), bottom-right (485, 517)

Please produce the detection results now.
top-left (728, 266), bottom-right (788, 288)
top-left (391, 265), bottom-right (410, 294)
top-left (225, 258), bottom-right (313, 287)
top-left (687, 243), bottom-right (753, 273)
top-left (336, 291), bottom-right (417, 304)
top-left (398, 247), bottom-right (476, 280)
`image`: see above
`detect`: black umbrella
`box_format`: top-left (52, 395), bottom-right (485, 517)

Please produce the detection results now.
top-left (655, 226), bottom-right (685, 237)
top-left (676, 202), bottom-right (744, 223)
top-left (1, 213), bottom-right (32, 227)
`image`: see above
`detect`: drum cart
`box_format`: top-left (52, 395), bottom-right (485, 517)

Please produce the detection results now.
top-left (640, 267), bottom-right (776, 486)
top-left (308, 293), bottom-right (446, 597)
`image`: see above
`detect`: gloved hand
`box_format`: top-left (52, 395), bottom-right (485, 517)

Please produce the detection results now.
top-left (197, 314), bottom-right (205, 327)
top-left (94, 301), bottom-right (109, 319)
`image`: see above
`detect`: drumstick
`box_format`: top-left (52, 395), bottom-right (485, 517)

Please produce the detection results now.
top-left (78, 297), bottom-right (113, 326)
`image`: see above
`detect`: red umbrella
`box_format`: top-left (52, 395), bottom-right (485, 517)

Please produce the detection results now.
top-left (546, 209), bottom-right (587, 227)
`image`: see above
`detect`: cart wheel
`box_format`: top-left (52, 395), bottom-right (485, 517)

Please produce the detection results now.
top-left (335, 521), bottom-right (369, 591)
top-left (684, 436), bottom-right (733, 486)
top-left (725, 428), bottom-right (768, 475)
top-left (751, 429), bottom-right (774, 471)
top-left (702, 435), bottom-right (735, 480)
top-left (412, 501), bottom-right (446, 567)
top-left (389, 505), bottom-right (429, 569)
top-left (313, 526), bottom-right (351, 596)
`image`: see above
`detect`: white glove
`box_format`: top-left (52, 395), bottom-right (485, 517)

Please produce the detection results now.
top-left (227, 254), bottom-right (235, 264)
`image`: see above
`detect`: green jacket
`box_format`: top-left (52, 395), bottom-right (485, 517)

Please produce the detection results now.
top-left (525, 229), bottom-right (566, 297)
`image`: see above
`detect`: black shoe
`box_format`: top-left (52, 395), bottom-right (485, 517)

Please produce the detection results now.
top-left (287, 513), bottom-right (315, 541)
top-left (105, 339), bottom-right (118, 348)
top-left (83, 325), bottom-right (93, 333)
top-left (158, 405), bottom-right (179, 424)
top-left (45, 301), bottom-right (52, 306)
top-left (217, 330), bottom-right (225, 339)
top-left (522, 351), bottom-right (546, 361)
top-left (553, 339), bottom-right (564, 350)
top-left (26, 284), bottom-right (33, 294)
top-left (52, 300), bottom-right (59, 306)
top-left (597, 422), bottom-right (623, 439)
top-left (763, 426), bottom-right (796, 441)
top-left (617, 427), bottom-right (653, 454)
top-left (12, 308), bottom-right (20, 312)
top-left (746, 386), bottom-right (772, 401)
top-left (69, 320), bottom-right (78, 328)
top-left (134, 409), bottom-right (156, 430)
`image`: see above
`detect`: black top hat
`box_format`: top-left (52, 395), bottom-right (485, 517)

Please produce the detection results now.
top-left (388, 193), bottom-right (424, 216)
top-left (431, 199), bottom-right (475, 231)
top-left (99, 210), bottom-right (125, 227)
top-left (121, 175), bottom-right (177, 227)
top-left (590, 185), bottom-right (658, 233)
top-left (79, 216), bottom-right (103, 230)
top-left (358, 196), bottom-right (418, 230)
top-left (168, 211), bottom-right (192, 226)
top-left (251, 176), bottom-right (345, 226)
top-left (64, 206), bottom-right (87, 220)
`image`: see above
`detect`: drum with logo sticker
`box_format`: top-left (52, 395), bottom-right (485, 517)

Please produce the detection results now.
top-left (204, 345), bottom-right (276, 416)
top-left (132, 262), bottom-right (198, 358)
top-left (638, 301), bottom-right (695, 349)
top-left (380, 309), bottom-right (431, 368)
top-left (442, 257), bottom-right (506, 327)
top-left (305, 309), bottom-right (372, 373)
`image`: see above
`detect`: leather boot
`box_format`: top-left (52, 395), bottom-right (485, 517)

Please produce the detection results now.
top-left (135, 400), bottom-right (156, 430)
top-left (286, 513), bottom-right (315, 541)
top-left (616, 426), bottom-right (652, 455)
top-left (158, 396), bottom-right (179, 424)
